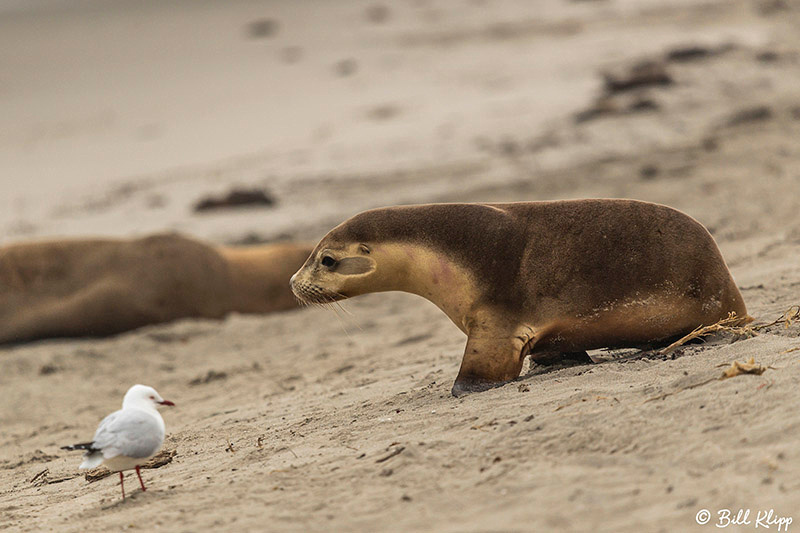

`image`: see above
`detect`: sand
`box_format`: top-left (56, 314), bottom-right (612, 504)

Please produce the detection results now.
top-left (1, 0), bottom-right (799, 531)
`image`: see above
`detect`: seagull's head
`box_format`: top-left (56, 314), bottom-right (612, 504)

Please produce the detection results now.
top-left (122, 384), bottom-right (175, 410)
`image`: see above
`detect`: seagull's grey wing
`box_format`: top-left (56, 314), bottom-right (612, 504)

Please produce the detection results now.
top-left (91, 409), bottom-right (164, 459)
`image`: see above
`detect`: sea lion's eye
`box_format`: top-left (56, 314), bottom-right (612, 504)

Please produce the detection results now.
top-left (321, 256), bottom-right (337, 268)
top-left (359, 244), bottom-right (370, 254)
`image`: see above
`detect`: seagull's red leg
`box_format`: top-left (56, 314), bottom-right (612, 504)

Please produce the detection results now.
top-left (135, 466), bottom-right (147, 492)
top-left (119, 472), bottom-right (125, 499)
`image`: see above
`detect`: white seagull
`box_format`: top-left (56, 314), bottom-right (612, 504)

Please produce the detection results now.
top-left (61, 384), bottom-right (175, 499)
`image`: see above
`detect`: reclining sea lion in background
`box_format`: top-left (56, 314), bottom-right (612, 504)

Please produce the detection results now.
top-left (0, 234), bottom-right (311, 344)
top-left (290, 199), bottom-right (750, 396)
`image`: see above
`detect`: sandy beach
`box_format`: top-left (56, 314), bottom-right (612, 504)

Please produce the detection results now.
top-left (1, 0), bottom-right (799, 531)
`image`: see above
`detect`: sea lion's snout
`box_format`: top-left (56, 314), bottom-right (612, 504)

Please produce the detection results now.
top-left (289, 262), bottom-right (348, 306)
top-left (289, 268), bottom-right (311, 301)
top-left (289, 240), bottom-right (379, 307)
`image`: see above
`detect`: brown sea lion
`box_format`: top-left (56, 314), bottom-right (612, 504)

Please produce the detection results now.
top-left (0, 233), bottom-right (311, 344)
top-left (290, 199), bottom-right (749, 396)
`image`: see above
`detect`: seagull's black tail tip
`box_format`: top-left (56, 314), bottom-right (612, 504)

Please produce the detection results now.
top-left (61, 442), bottom-right (96, 452)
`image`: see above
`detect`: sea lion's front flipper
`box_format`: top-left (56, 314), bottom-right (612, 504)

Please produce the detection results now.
top-left (451, 334), bottom-right (527, 397)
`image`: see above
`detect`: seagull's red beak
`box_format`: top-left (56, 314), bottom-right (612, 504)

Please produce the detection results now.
top-left (159, 400), bottom-right (175, 406)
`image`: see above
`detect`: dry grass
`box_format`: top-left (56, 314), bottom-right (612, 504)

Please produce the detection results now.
top-left (84, 449), bottom-right (177, 483)
top-left (659, 312), bottom-right (755, 355)
top-left (719, 357), bottom-right (767, 379)
top-left (754, 305), bottom-right (800, 331)
top-left (659, 305), bottom-right (799, 356)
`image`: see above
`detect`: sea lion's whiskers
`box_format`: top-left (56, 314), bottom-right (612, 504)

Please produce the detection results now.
top-left (333, 300), bottom-right (363, 332)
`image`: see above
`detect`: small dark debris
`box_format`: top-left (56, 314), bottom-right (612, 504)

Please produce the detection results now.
top-left (30, 469), bottom-right (49, 486)
top-left (629, 98), bottom-right (659, 112)
top-left (702, 137), bottom-right (719, 151)
top-left (194, 189), bottom-right (275, 212)
top-left (366, 104), bottom-right (401, 121)
top-left (493, 456), bottom-right (502, 463)
top-left (639, 164), bottom-right (660, 180)
top-left (334, 364), bottom-right (355, 374)
top-left (246, 19), bottom-right (279, 39)
top-left (725, 106), bottom-right (773, 127)
top-left (498, 138), bottom-right (521, 156)
top-left (334, 58), bottom-right (358, 77)
top-left (524, 414), bottom-right (535, 422)
top-left (757, 0), bottom-right (789, 15)
top-left (39, 364), bottom-right (58, 375)
top-left (189, 370), bottom-right (228, 386)
top-left (379, 468), bottom-right (393, 477)
top-left (517, 383), bottom-right (530, 392)
top-left (756, 50), bottom-right (781, 62)
top-left (603, 61), bottom-right (673, 94)
top-left (401, 494), bottom-right (412, 502)
top-left (666, 45), bottom-right (713, 62)
top-left (394, 333), bottom-right (433, 346)
top-left (677, 498), bottom-right (699, 509)
top-left (375, 446), bottom-right (405, 463)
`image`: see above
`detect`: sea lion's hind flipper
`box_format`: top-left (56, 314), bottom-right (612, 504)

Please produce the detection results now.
top-left (451, 335), bottom-right (527, 397)
top-left (531, 350), bottom-right (593, 366)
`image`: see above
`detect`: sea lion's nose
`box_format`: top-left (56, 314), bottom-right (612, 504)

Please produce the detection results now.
top-left (289, 272), bottom-right (297, 287)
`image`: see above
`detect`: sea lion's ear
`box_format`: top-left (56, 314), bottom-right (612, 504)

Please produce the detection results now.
top-left (336, 256), bottom-right (376, 275)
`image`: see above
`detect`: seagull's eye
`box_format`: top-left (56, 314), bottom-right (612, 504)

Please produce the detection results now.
top-left (321, 256), bottom-right (337, 268)
top-left (149, 395), bottom-right (155, 400)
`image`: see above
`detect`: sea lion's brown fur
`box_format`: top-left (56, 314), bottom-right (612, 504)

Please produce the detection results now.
top-left (290, 199), bottom-right (749, 396)
top-left (0, 234), bottom-right (311, 344)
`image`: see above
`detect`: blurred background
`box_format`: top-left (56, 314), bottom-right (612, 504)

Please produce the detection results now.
top-left (3, 2), bottom-right (800, 531)
top-left (2, 0), bottom-right (797, 249)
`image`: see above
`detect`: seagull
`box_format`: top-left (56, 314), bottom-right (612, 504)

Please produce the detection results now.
top-left (61, 384), bottom-right (175, 499)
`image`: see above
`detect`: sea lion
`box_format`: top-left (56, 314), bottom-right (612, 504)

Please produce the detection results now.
top-left (0, 233), bottom-right (311, 344)
top-left (290, 199), bottom-right (749, 396)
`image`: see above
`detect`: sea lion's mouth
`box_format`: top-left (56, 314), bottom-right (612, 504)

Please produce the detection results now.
top-left (291, 280), bottom-right (346, 307)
